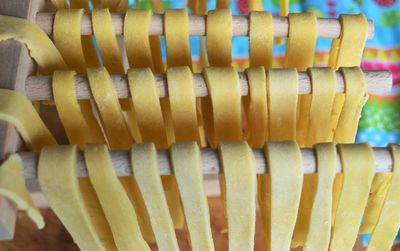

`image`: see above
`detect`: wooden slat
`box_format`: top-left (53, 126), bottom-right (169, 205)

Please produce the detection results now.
top-left (0, 0), bottom-right (46, 240)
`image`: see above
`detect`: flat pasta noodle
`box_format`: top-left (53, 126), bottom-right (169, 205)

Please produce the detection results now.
top-left (92, 9), bottom-right (125, 74)
top-left (130, 144), bottom-right (180, 251)
top-left (206, 9), bottom-right (232, 67)
top-left (69, 0), bottom-right (90, 11)
top-left (303, 143), bottom-right (336, 251)
top-left (265, 141), bottom-right (303, 250)
top-left (165, 9), bottom-right (192, 68)
top-left (0, 90), bottom-right (57, 152)
top-left (248, 0), bottom-right (263, 11)
top-left (167, 67), bottom-right (201, 143)
top-left (330, 144), bottom-right (375, 250)
top-left (124, 9), bottom-right (155, 70)
top-left (53, 70), bottom-right (105, 148)
top-left (0, 155), bottom-right (44, 229)
top-left (84, 145), bottom-right (150, 251)
top-left (51, 0), bottom-right (68, 9)
top-left (267, 68), bottom-right (298, 141)
top-left (367, 145), bottom-right (400, 250)
top-left (87, 67), bottom-right (133, 150)
top-left (249, 12), bottom-right (273, 69)
top-left (244, 67), bottom-right (268, 148)
top-left (54, 9), bottom-right (87, 74)
top-left (0, 15), bottom-right (67, 74)
top-left (220, 141), bottom-right (256, 251)
top-left (38, 145), bottom-right (116, 251)
top-left (170, 142), bottom-right (215, 251)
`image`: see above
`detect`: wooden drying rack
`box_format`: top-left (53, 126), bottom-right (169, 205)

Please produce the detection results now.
top-left (0, 0), bottom-right (392, 241)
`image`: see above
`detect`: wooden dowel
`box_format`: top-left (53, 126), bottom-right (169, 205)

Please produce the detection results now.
top-left (20, 147), bottom-right (392, 179)
top-left (25, 70), bottom-right (392, 101)
top-left (35, 13), bottom-right (375, 39)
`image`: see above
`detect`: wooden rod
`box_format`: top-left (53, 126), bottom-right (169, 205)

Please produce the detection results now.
top-left (35, 13), bottom-right (375, 39)
top-left (20, 147), bottom-right (392, 179)
top-left (25, 70), bottom-right (392, 101)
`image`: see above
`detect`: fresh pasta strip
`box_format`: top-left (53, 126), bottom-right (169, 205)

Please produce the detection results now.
top-left (216, 0), bottom-right (230, 9)
top-left (201, 67), bottom-right (242, 147)
top-left (85, 145), bottom-right (150, 251)
top-left (334, 67), bottom-right (367, 143)
top-left (38, 145), bottom-right (115, 251)
top-left (220, 141), bottom-right (256, 251)
top-left (306, 68), bottom-right (336, 145)
top-left (69, 0), bottom-right (90, 11)
top-left (249, 12), bottom-right (273, 69)
top-left (0, 90), bottom-right (57, 152)
top-left (248, 0), bottom-right (263, 11)
top-left (0, 155), bottom-right (44, 229)
top-left (367, 145), bottom-right (400, 250)
top-left (128, 68), bottom-right (168, 148)
top-left (53, 71), bottom-right (105, 148)
top-left (87, 67), bottom-right (133, 150)
top-left (124, 9), bottom-right (155, 70)
top-left (244, 67), bottom-right (268, 148)
top-left (359, 172), bottom-right (392, 234)
top-left (303, 143), bottom-right (336, 251)
top-left (51, 0), bottom-right (68, 9)
top-left (92, 9), bottom-right (124, 74)
top-left (265, 141), bottom-right (303, 250)
top-left (165, 9), bottom-right (192, 67)
top-left (330, 144), bottom-right (375, 250)
top-left (206, 10), bottom-right (232, 67)
top-left (0, 15), bottom-right (67, 74)
top-left (167, 67), bottom-right (201, 143)
top-left (170, 142), bottom-right (215, 251)
top-left (267, 69), bottom-right (298, 141)
top-left (130, 144), bottom-right (180, 251)
top-left (54, 9), bottom-right (87, 74)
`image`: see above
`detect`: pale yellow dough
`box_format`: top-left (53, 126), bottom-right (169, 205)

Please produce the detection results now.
top-left (0, 15), bottom-right (67, 74)
top-left (367, 145), bottom-right (400, 250)
top-left (0, 90), bottom-right (57, 152)
top-left (130, 144), bottom-right (180, 251)
top-left (170, 142), bottom-right (215, 251)
top-left (206, 10), bottom-right (232, 67)
top-left (303, 143), bottom-right (336, 251)
top-left (84, 145), bottom-right (150, 251)
top-left (0, 155), bottom-right (44, 229)
top-left (330, 144), bottom-right (375, 250)
top-left (38, 145), bottom-right (114, 251)
top-left (265, 141), bottom-right (303, 250)
top-left (220, 141), bottom-right (256, 251)
top-left (249, 12), bottom-right (273, 69)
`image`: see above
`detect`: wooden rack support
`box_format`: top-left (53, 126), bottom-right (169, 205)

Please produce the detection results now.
top-left (20, 147), bottom-right (393, 179)
top-left (25, 70), bottom-right (392, 101)
top-left (36, 13), bottom-right (375, 39)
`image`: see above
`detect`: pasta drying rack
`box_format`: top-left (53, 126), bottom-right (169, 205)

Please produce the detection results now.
top-left (0, 0), bottom-right (394, 245)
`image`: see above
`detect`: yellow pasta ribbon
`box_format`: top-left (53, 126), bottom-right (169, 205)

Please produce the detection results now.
top-left (206, 10), bottom-right (232, 67)
top-left (202, 67), bottom-right (242, 147)
top-left (54, 9), bottom-right (87, 74)
top-left (53, 71), bottom-right (105, 148)
top-left (330, 144), bottom-right (375, 250)
top-left (87, 67), bottom-right (133, 150)
top-left (0, 155), bottom-right (44, 229)
top-left (85, 144), bottom-right (150, 251)
top-left (69, 0), bottom-right (90, 11)
top-left (51, 0), bottom-right (68, 9)
top-left (0, 15), bottom-right (67, 74)
top-left (38, 145), bottom-right (116, 251)
top-left (249, 12), bottom-right (273, 69)
top-left (244, 67), bottom-right (268, 148)
top-left (92, 9), bottom-right (125, 74)
top-left (170, 142), bottom-right (215, 251)
top-left (130, 144), bottom-right (180, 251)
top-left (267, 68), bottom-right (298, 141)
top-left (367, 145), bottom-right (400, 250)
top-left (167, 67), bottom-right (201, 143)
top-left (220, 141), bottom-right (256, 251)
top-left (303, 143), bottom-right (336, 251)
top-left (0, 90), bottom-right (57, 152)
top-left (124, 9), bottom-right (155, 70)
top-left (249, 0), bottom-right (263, 11)
top-left (165, 9), bottom-right (192, 68)
top-left (265, 141), bottom-right (303, 250)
